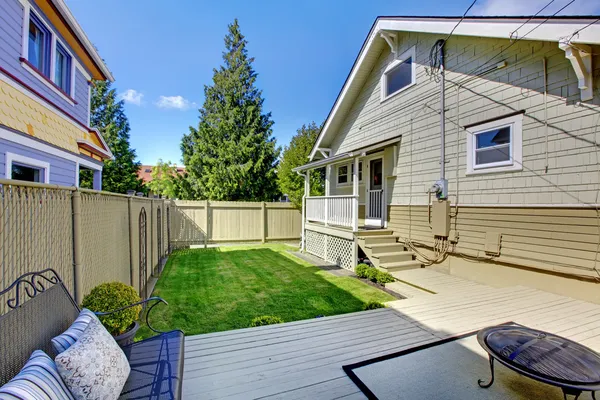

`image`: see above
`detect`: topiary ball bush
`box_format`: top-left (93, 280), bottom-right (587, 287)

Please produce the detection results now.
top-left (366, 267), bottom-right (379, 282)
top-left (82, 282), bottom-right (142, 336)
top-left (250, 315), bottom-right (284, 327)
top-left (355, 263), bottom-right (370, 278)
top-left (363, 301), bottom-right (385, 310)
top-left (376, 271), bottom-right (396, 284)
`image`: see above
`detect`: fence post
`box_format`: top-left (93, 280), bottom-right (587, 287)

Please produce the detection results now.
top-left (204, 200), bottom-right (209, 248)
top-left (261, 202), bottom-right (267, 243)
top-left (128, 197), bottom-right (134, 286)
top-left (72, 190), bottom-right (83, 305)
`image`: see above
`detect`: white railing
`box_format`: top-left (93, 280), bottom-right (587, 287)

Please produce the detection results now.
top-left (367, 189), bottom-right (384, 219)
top-left (306, 195), bottom-right (356, 229)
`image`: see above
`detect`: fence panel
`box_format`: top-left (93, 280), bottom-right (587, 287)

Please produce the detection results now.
top-left (266, 203), bottom-right (302, 241)
top-left (170, 201), bottom-right (206, 249)
top-left (0, 182), bottom-right (74, 314)
top-left (80, 191), bottom-right (130, 296)
top-left (210, 201), bottom-right (263, 242)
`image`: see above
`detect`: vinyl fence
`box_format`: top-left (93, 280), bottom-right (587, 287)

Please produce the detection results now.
top-left (0, 180), bottom-right (301, 314)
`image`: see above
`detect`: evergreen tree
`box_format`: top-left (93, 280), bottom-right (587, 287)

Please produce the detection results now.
top-left (278, 122), bottom-right (324, 208)
top-left (181, 19), bottom-right (280, 201)
top-left (83, 80), bottom-right (143, 193)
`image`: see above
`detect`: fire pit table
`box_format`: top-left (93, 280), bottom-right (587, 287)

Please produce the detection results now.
top-left (477, 324), bottom-right (600, 400)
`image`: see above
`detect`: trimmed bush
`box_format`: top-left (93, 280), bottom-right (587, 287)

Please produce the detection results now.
top-left (366, 267), bottom-right (379, 282)
top-left (376, 271), bottom-right (396, 284)
top-left (355, 263), bottom-right (370, 278)
top-left (82, 282), bottom-right (142, 336)
top-left (250, 315), bottom-right (284, 327)
top-left (363, 301), bottom-right (385, 310)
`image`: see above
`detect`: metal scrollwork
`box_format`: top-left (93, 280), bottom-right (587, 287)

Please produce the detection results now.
top-left (1, 269), bottom-right (61, 309)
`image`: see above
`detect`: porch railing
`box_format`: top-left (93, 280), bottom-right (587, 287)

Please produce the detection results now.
top-left (306, 195), bottom-right (356, 229)
top-left (367, 189), bottom-right (384, 219)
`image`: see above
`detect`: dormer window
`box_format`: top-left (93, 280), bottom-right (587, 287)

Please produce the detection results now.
top-left (27, 13), bottom-right (50, 76)
top-left (381, 46), bottom-right (416, 102)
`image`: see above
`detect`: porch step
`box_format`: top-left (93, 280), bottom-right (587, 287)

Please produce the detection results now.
top-left (368, 243), bottom-right (407, 255)
top-left (355, 229), bottom-right (395, 237)
top-left (372, 251), bottom-right (414, 264)
top-left (379, 260), bottom-right (423, 273)
top-left (363, 235), bottom-right (401, 246)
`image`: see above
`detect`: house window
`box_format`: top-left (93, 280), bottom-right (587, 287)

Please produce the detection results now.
top-left (466, 113), bottom-right (523, 175)
top-left (337, 162), bottom-right (363, 186)
top-left (55, 42), bottom-right (71, 94)
top-left (27, 12), bottom-right (50, 75)
top-left (11, 163), bottom-right (42, 182)
top-left (337, 165), bottom-right (348, 185)
top-left (381, 46), bottom-right (416, 101)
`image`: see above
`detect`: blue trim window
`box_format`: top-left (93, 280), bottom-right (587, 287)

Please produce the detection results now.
top-left (27, 12), bottom-right (50, 76)
top-left (55, 42), bottom-right (71, 94)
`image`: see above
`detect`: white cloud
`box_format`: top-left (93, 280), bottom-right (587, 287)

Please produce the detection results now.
top-left (118, 89), bottom-right (144, 106)
top-left (155, 95), bottom-right (196, 111)
top-left (473, 0), bottom-right (600, 16)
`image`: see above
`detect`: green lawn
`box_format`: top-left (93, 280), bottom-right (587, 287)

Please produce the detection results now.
top-left (138, 244), bottom-right (394, 338)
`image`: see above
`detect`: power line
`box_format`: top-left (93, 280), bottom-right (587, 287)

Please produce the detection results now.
top-left (561, 16), bottom-right (600, 44)
top-left (444, 0), bottom-right (478, 42)
top-left (509, 0), bottom-right (555, 41)
top-left (456, 0), bottom-right (576, 85)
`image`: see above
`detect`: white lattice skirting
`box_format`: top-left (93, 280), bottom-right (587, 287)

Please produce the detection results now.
top-left (305, 229), bottom-right (354, 270)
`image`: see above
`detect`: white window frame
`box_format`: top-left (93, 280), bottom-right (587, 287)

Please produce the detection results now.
top-left (336, 161), bottom-right (364, 187)
top-left (20, 3), bottom-right (77, 104)
top-left (380, 46), bottom-right (416, 102)
top-left (466, 113), bottom-right (523, 175)
top-left (5, 152), bottom-right (50, 183)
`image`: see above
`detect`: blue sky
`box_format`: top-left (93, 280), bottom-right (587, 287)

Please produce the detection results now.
top-left (65, 0), bottom-right (600, 165)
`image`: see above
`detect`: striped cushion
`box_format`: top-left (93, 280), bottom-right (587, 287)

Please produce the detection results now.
top-left (0, 350), bottom-right (74, 400)
top-left (51, 308), bottom-right (99, 354)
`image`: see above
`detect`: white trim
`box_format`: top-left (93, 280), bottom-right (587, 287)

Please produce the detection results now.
top-left (336, 161), bottom-right (364, 187)
top-left (20, 3), bottom-right (30, 59)
top-left (380, 45), bottom-right (416, 103)
top-left (5, 152), bottom-right (50, 183)
top-left (20, 61), bottom-right (75, 105)
top-left (74, 161), bottom-right (79, 187)
top-left (87, 81), bottom-right (91, 126)
top-left (308, 17), bottom-right (600, 160)
top-left (364, 155), bottom-right (385, 228)
top-left (465, 113), bottom-right (523, 175)
top-left (50, 0), bottom-right (114, 81)
top-left (0, 126), bottom-right (102, 170)
top-left (54, 35), bottom-right (76, 96)
top-left (49, 34), bottom-right (56, 85)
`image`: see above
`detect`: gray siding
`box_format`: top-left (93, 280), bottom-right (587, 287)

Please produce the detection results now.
top-left (0, 0), bottom-right (91, 126)
top-left (326, 32), bottom-right (600, 206)
top-left (0, 137), bottom-right (77, 186)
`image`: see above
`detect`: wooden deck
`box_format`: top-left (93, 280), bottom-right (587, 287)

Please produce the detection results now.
top-left (182, 271), bottom-right (600, 399)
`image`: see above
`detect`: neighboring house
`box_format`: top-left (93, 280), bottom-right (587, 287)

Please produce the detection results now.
top-left (138, 164), bottom-right (185, 184)
top-left (294, 16), bottom-right (600, 304)
top-left (0, 0), bottom-right (113, 189)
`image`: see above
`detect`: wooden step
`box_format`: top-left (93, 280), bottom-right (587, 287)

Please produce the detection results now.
top-left (379, 260), bottom-right (423, 272)
top-left (368, 243), bottom-right (407, 255)
top-left (372, 251), bottom-right (415, 264)
top-left (363, 235), bottom-right (401, 246)
top-left (355, 229), bottom-right (395, 237)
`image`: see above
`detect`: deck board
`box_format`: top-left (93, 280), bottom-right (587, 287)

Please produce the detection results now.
top-left (183, 270), bottom-right (600, 399)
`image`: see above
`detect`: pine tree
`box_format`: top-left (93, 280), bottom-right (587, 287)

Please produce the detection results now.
top-left (84, 80), bottom-right (143, 193)
top-left (278, 122), bottom-right (325, 208)
top-left (181, 19), bottom-right (280, 201)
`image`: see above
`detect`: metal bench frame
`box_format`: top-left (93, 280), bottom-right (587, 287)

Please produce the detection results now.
top-left (0, 269), bottom-right (184, 399)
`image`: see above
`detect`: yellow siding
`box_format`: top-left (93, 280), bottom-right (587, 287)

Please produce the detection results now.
top-left (0, 79), bottom-right (86, 153)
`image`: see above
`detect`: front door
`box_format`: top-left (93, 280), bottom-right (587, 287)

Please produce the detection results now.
top-left (366, 158), bottom-right (384, 227)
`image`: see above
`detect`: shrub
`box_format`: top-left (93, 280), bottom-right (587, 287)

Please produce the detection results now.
top-left (366, 268), bottom-right (379, 282)
top-left (250, 315), bottom-right (284, 327)
top-left (376, 271), bottom-right (396, 284)
top-left (82, 282), bottom-right (142, 336)
top-left (363, 301), bottom-right (385, 310)
top-left (355, 263), bottom-right (370, 278)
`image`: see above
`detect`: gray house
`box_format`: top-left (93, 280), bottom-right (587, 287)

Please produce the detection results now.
top-left (0, 0), bottom-right (113, 189)
top-left (294, 16), bottom-right (600, 304)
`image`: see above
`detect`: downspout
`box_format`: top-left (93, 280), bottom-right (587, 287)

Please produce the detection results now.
top-left (296, 170), bottom-right (307, 251)
top-left (543, 57), bottom-right (549, 173)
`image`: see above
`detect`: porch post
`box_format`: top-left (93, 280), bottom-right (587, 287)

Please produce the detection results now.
top-left (325, 165), bottom-right (331, 196)
top-left (352, 157), bottom-right (359, 232)
top-left (301, 172), bottom-right (310, 251)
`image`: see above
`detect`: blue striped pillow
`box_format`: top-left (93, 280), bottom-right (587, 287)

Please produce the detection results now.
top-left (0, 350), bottom-right (74, 400)
top-left (51, 308), bottom-right (99, 354)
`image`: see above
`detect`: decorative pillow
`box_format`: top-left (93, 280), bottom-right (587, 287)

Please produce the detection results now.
top-left (55, 318), bottom-right (130, 400)
top-left (0, 350), bottom-right (75, 400)
top-left (51, 308), bottom-right (99, 354)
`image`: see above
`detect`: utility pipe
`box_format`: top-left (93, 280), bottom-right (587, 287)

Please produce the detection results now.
top-left (440, 41), bottom-right (446, 183)
top-left (296, 170), bottom-right (308, 251)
